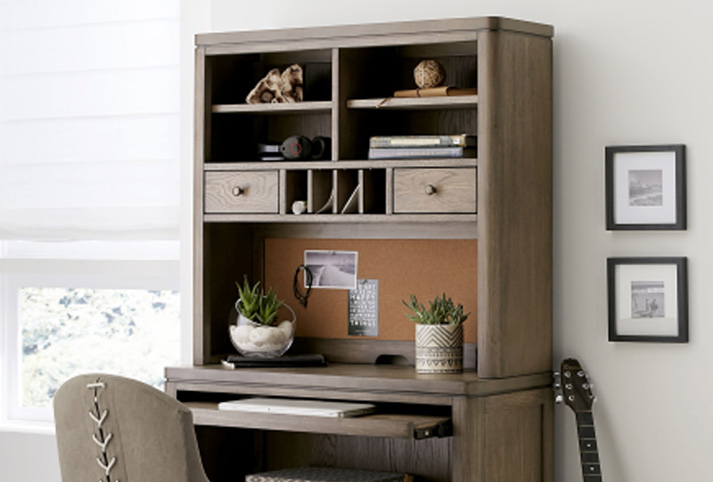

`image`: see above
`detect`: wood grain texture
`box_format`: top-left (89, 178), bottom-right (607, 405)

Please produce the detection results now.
top-left (261, 432), bottom-right (450, 481)
top-left (482, 388), bottom-right (553, 482)
top-left (166, 363), bottom-right (552, 398)
top-left (186, 401), bottom-right (450, 439)
top-left (204, 171), bottom-right (279, 213)
top-left (196, 16), bottom-right (553, 47)
top-left (193, 46), bottom-right (208, 364)
top-left (212, 101), bottom-right (331, 114)
top-left (347, 95), bottom-right (477, 110)
top-left (393, 168), bottom-right (477, 214)
top-left (476, 30), bottom-right (553, 379)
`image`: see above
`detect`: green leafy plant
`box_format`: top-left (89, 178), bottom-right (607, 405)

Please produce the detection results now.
top-left (236, 276), bottom-right (285, 326)
top-left (403, 293), bottom-right (470, 325)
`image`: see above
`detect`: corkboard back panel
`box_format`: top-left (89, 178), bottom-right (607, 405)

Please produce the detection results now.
top-left (264, 238), bottom-right (477, 343)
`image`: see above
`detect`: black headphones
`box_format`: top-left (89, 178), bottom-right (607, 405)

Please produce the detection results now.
top-left (280, 135), bottom-right (331, 160)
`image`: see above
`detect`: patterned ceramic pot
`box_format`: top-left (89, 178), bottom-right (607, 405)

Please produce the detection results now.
top-left (415, 323), bottom-right (464, 374)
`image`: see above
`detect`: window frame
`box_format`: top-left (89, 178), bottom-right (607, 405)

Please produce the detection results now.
top-left (0, 255), bottom-right (180, 431)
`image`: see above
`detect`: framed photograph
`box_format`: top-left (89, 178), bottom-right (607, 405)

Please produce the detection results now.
top-left (605, 144), bottom-right (686, 230)
top-left (607, 257), bottom-right (688, 343)
top-left (304, 250), bottom-right (358, 289)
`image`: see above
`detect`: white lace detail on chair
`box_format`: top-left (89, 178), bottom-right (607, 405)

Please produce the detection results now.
top-left (87, 379), bottom-right (120, 482)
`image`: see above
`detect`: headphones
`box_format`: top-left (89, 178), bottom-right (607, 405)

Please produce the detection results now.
top-left (280, 135), bottom-right (331, 160)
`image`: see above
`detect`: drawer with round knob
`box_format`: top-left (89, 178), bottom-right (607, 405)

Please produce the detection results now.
top-left (204, 171), bottom-right (279, 213)
top-left (393, 168), bottom-right (477, 214)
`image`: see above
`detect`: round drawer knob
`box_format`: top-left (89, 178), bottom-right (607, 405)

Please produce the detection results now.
top-left (232, 186), bottom-right (244, 197)
top-left (425, 184), bottom-right (437, 195)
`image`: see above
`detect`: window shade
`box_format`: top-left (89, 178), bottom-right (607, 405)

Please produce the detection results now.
top-left (0, 1), bottom-right (180, 241)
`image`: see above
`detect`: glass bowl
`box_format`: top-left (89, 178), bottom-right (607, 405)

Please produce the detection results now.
top-left (228, 300), bottom-right (296, 358)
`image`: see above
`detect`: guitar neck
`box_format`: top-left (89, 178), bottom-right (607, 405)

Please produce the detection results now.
top-left (576, 411), bottom-right (602, 482)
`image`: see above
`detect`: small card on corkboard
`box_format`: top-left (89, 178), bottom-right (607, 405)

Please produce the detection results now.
top-left (348, 279), bottom-right (379, 336)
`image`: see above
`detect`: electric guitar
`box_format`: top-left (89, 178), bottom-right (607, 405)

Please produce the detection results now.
top-left (555, 358), bottom-right (602, 482)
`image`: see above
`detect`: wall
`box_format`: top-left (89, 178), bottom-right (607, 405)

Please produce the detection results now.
top-left (2, 1), bottom-right (711, 481)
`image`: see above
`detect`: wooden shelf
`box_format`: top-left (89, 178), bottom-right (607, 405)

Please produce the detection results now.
top-left (212, 100), bottom-right (332, 114)
top-left (346, 96), bottom-right (477, 110)
top-left (203, 158), bottom-right (478, 171)
top-left (204, 213), bottom-right (477, 224)
top-left (185, 401), bottom-right (451, 440)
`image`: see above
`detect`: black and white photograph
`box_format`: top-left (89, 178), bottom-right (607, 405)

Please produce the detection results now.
top-left (608, 257), bottom-right (688, 343)
top-left (605, 144), bottom-right (686, 230)
top-left (628, 170), bottom-right (663, 207)
top-left (631, 281), bottom-right (664, 318)
top-left (304, 250), bottom-right (358, 289)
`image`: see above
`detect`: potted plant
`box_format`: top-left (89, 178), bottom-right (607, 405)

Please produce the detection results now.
top-left (403, 293), bottom-right (469, 374)
top-left (229, 276), bottom-right (296, 358)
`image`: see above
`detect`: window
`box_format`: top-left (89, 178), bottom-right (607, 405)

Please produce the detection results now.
top-left (0, 1), bottom-right (181, 430)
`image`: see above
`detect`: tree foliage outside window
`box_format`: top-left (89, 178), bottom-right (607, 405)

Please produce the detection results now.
top-left (20, 287), bottom-right (180, 408)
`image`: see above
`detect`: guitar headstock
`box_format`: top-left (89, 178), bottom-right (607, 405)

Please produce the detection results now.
top-left (555, 358), bottom-right (595, 412)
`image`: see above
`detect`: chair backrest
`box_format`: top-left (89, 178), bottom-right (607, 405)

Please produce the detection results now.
top-left (53, 373), bottom-right (210, 482)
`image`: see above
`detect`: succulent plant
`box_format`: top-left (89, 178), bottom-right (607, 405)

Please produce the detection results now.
top-left (403, 293), bottom-right (470, 325)
top-left (236, 276), bottom-right (285, 327)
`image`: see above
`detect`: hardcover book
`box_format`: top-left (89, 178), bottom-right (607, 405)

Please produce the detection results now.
top-left (393, 86), bottom-right (477, 97)
top-left (367, 146), bottom-right (475, 160)
top-left (369, 134), bottom-right (476, 149)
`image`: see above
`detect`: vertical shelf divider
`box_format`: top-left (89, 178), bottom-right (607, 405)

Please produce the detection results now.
top-left (385, 167), bottom-right (394, 215)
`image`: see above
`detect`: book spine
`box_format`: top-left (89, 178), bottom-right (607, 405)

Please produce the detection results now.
top-left (369, 135), bottom-right (474, 148)
top-left (368, 147), bottom-right (474, 160)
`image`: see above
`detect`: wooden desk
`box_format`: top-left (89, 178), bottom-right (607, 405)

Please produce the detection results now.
top-left (165, 364), bottom-right (553, 482)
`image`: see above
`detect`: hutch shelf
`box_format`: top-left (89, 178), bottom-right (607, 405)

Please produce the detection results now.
top-left (166, 16), bottom-right (554, 482)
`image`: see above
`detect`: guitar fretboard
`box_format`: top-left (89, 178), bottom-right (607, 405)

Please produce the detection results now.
top-left (576, 411), bottom-right (601, 482)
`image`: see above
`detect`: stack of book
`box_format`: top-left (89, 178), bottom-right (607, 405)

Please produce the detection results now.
top-left (367, 134), bottom-right (476, 160)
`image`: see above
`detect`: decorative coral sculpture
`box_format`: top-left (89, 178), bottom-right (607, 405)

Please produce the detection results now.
top-left (246, 64), bottom-right (303, 104)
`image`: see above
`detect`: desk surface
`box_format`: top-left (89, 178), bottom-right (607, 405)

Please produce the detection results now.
top-left (165, 363), bottom-right (551, 398)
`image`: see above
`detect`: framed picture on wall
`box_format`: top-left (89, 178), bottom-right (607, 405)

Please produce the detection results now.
top-left (607, 257), bottom-right (688, 343)
top-left (605, 144), bottom-right (686, 230)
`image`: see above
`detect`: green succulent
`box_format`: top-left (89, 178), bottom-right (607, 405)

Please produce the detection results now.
top-left (403, 293), bottom-right (470, 325)
top-left (235, 276), bottom-right (285, 327)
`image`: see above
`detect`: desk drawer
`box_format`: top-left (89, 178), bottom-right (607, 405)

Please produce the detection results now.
top-left (393, 168), bottom-right (476, 214)
top-left (205, 171), bottom-right (279, 214)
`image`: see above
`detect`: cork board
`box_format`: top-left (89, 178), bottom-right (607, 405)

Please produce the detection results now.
top-left (264, 239), bottom-right (477, 343)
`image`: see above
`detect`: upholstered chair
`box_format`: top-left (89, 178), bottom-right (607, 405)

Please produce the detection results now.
top-left (53, 373), bottom-right (210, 482)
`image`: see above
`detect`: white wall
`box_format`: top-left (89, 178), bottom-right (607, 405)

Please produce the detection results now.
top-left (3, 1), bottom-right (711, 481)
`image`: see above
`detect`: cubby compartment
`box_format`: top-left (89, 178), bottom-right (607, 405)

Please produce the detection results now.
top-left (308, 169), bottom-right (334, 214)
top-left (207, 49), bottom-right (333, 105)
top-left (338, 41), bottom-right (477, 101)
top-left (334, 170), bottom-right (360, 214)
top-left (284, 170), bottom-right (309, 215)
top-left (361, 169), bottom-right (387, 214)
top-left (209, 111), bottom-right (332, 163)
top-left (340, 108), bottom-right (477, 161)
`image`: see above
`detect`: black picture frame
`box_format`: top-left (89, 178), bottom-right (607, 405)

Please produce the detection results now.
top-left (605, 144), bottom-right (686, 230)
top-left (607, 257), bottom-right (688, 343)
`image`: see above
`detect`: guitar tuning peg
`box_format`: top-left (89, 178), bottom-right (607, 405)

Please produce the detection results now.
top-left (553, 371), bottom-right (560, 377)
top-left (555, 394), bottom-right (564, 404)
top-left (590, 395), bottom-right (597, 403)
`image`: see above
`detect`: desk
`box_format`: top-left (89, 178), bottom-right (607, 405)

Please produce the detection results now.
top-left (165, 364), bottom-right (553, 482)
